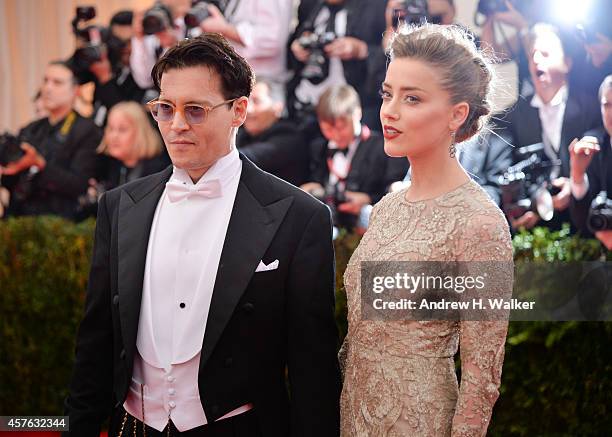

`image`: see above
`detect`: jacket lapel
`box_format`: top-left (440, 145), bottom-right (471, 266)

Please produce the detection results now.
top-left (117, 167), bottom-right (172, 365)
top-left (199, 159), bottom-right (293, 369)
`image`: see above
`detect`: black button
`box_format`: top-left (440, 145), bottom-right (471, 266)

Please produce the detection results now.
top-left (113, 295), bottom-right (119, 305)
top-left (120, 349), bottom-right (126, 359)
top-left (242, 303), bottom-right (255, 314)
top-left (223, 357), bottom-right (233, 368)
top-left (180, 302), bottom-right (186, 309)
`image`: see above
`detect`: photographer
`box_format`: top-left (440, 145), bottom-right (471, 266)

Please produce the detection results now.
top-left (570, 75), bottom-right (612, 249)
top-left (287, 0), bottom-right (387, 131)
top-left (0, 61), bottom-right (101, 219)
top-left (493, 23), bottom-right (601, 231)
top-left (130, 1), bottom-right (185, 90)
top-left (237, 78), bottom-right (309, 186)
top-left (86, 10), bottom-right (147, 126)
top-left (197, 0), bottom-right (293, 85)
top-left (301, 84), bottom-right (408, 230)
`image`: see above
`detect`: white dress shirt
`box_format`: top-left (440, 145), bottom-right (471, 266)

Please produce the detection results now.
top-left (124, 149), bottom-right (249, 431)
top-left (224, 0), bottom-right (293, 82)
top-left (531, 85), bottom-right (568, 158)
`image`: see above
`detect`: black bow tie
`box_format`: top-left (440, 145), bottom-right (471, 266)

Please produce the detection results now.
top-left (328, 147), bottom-right (349, 158)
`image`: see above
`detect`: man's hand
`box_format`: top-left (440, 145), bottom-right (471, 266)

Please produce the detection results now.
top-left (595, 230), bottom-right (612, 250)
top-left (337, 191), bottom-right (371, 215)
top-left (324, 37), bottom-right (368, 60)
top-left (0, 143), bottom-right (46, 176)
top-left (156, 28), bottom-right (178, 48)
top-left (510, 211), bottom-right (540, 230)
top-left (551, 177), bottom-right (571, 211)
top-left (491, 0), bottom-right (528, 30)
top-left (291, 34), bottom-right (312, 63)
top-left (569, 136), bottom-right (600, 184)
top-left (200, 4), bottom-right (230, 34)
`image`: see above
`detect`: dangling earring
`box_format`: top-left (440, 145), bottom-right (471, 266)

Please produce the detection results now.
top-left (449, 131), bottom-right (457, 158)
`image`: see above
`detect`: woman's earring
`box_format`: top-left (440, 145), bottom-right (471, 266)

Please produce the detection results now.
top-left (449, 131), bottom-right (457, 158)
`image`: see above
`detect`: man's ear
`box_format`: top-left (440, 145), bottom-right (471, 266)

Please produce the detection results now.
top-left (449, 101), bottom-right (470, 133)
top-left (232, 96), bottom-right (249, 127)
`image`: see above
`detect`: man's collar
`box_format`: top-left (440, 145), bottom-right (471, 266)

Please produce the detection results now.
top-left (530, 84), bottom-right (568, 109)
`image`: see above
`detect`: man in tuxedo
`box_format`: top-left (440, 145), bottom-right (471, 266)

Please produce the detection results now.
top-left (236, 79), bottom-right (309, 186)
top-left (570, 75), bottom-right (612, 248)
top-left (65, 34), bottom-right (341, 436)
top-left (492, 23), bottom-right (601, 231)
top-left (302, 84), bottom-right (408, 229)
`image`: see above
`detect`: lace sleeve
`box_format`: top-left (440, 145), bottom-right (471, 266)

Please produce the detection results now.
top-left (451, 212), bottom-right (513, 437)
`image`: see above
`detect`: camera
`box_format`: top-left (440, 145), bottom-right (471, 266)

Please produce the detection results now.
top-left (392, 0), bottom-right (430, 28)
top-left (587, 191), bottom-right (612, 233)
top-left (69, 6), bottom-right (129, 84)
top-left (307, 182), bottom-right (360, 228)
top-left (184, 0), bottom-right (226, 28)
top-left (298, 31), bottom-right (337, 83)
top-left (498, 143), bottom-right (561, 222)
top-left (142, 2), bottom-right (173, 35)
top-left (0, 133), bottom-right (25, 167)
top-left (477, 0), bottom-right (509, 17)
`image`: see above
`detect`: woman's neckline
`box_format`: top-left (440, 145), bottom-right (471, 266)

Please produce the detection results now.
top-left (400, 178), bottom-right (474, 204)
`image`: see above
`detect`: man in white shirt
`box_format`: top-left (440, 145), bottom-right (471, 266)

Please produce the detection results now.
top-left (65, 33), bottom-right (341, 437)
top-left (492, 23), bottom-right (601, 231)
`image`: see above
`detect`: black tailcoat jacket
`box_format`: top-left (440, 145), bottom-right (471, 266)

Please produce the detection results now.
top-left (64, 154), bottom-right (341, 436)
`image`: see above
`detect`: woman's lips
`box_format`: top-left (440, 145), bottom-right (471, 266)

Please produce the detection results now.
top-left (383, 125), bottom-right (402, 140)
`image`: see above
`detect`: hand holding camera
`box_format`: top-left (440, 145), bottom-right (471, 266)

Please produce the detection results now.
top-left (324, 37), bottom-right (368, 61)
top-left (0, 143), bottom-right (45, 176)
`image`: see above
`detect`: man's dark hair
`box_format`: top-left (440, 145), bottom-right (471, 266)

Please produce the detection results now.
top-left (151, 33), bottom-right (255, 100)
top-left (110, 10), bottom-right (133, 27)
top-left (49, 60), bottom-right (78, 86)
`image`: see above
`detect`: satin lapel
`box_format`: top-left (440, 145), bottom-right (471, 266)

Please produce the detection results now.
top-left (199, 176), bottom-right (293, 369)
top-left (117, 168), bottom-right (171, 365)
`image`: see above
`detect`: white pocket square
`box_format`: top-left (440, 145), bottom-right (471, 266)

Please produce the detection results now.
top-left (255, 259), bottom-right (279, 272)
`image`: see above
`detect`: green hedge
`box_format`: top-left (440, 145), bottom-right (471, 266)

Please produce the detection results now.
top-left (1, 218), bottom-right (611, 435)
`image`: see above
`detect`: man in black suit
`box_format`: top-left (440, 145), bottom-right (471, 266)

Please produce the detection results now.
top-left (492, 23), bottom-right (601, 231)
top-left (65, 34), bottom-right (341, 436)
top-left (1, 61), bottom-right (101, 219)
top-left (570, 75), bottom-right (612, 249)
top-left (302, 84), bottom-right (408, 229)
top-left (236, 79), bottom-right (309, 186)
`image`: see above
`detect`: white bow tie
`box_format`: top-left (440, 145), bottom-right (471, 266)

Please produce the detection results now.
top-left (166, 179), bottom-right (222, 203)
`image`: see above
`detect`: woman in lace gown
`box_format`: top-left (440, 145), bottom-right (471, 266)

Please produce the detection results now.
top-left (339, 24), bottom-right (514, 436)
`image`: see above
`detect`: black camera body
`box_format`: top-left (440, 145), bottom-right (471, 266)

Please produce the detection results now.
top-left (499, 144), bottom-right (561, 222)
top-left (184, 0), bottom-right (226, 28)
top-left (298, 31), bottom-right (337, 83)
top-left (588, 191), bottom-right (612, 233)
top-left (0, 133), bottom-right (25, 167)
top-left (477, 0), bottom-right (509, 16)
top-left (142, 2), bottom-right (174, 35)
top-left (69, 6), bottom-right (129, 84)
top-left (392, 0), bottom-right (430, 27)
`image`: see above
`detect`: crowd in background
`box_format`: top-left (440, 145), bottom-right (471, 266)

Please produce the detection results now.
top-left (0, 0), bottom-right (610, 247)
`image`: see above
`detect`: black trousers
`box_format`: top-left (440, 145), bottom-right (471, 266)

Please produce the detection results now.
top-left (108, 406), bottom-right (262, 437)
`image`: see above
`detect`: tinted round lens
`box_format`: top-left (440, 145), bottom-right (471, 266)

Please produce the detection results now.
top-left (185, 106), bottom-right (205, 124)
top-left (153, 103), bottom-right (174, 121)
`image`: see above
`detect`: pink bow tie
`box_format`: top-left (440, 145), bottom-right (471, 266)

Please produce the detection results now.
top-left (166, 179), bottom-right (222, 203)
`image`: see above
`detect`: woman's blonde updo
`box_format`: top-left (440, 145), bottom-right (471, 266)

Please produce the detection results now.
top-left (388, 23), bottom-right (496, 143)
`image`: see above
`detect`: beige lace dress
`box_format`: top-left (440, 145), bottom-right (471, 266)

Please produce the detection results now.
top-left (339, 179), bottom-right (514, 437)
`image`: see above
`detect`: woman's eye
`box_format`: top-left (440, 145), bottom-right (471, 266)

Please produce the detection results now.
top-left (379, 89), bottom-right (392, 99)
top-left (403, 95), bottom-right (419, 104)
